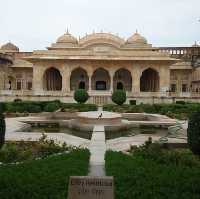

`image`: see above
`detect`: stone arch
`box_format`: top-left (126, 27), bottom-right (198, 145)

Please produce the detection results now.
top-left (113, 68), bottom-right (132, 91)
top-left (70, 67), bottom-right (89, 91)
top-left (91, 68), bottom-right (110, 90)
top-left (43, 67), bottom-right (62, 91)
top-left (7, 75), bottom-right (16, 90)
top-left (140, 68), bottom-right (159, 92)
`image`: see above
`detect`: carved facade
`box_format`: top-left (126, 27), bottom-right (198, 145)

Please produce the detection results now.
top-left (0, 31), bottom-right (200, 104)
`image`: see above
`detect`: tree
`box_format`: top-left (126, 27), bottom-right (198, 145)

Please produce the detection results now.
top-left (74, 89), bottom-right (89, 104)
top-left (187, 110), bottom-right (200, 155)
top-left (0, 113), bottom-right (6, 149)
top-left (112, 90), bottom-right (126, 105)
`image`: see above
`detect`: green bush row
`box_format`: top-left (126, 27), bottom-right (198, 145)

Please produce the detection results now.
top-left (61, 103), bottom-right (97, 112)
top-left (103, 102), bottom-right (200, 119)
top-left (1, 100), bottom-right (97, 113)
top-left (2, 100), bottom-right (61, 113)
top-left (0, 149), bottom-right (90, 199)
top-left (105, 148), bottom-right (200, 199)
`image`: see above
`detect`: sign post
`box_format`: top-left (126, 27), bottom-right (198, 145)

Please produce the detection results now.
top-left (68, 176), bottom-right (114, 199)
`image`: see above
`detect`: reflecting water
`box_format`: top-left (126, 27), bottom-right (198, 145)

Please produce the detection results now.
top-left (106, 126), bottom-right (168, 140)
top-left (25, 125), bottom-right (92, 140)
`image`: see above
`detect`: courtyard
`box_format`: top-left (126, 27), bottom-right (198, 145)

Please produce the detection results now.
top-left (1, 97), bottom-right (199, 198)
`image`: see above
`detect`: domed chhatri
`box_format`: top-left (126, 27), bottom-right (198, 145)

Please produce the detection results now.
top-left (56, 30), bottom-right (78, 45)
top-left (1, 42), bottom-right (19, 52)
top-left (125, 31), bottom-right (151, 47)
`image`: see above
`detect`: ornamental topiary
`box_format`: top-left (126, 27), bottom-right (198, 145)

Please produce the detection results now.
top-left (44, 102), bottom-right (60, 112)
top-left (187, 110), bottom-right (200, 155)
top-left (112, 90), bottom-right (126, 105)
top-left (0, 113), bottom-right (6, 149)
top-left (74, 89), bottom-right (89, 104)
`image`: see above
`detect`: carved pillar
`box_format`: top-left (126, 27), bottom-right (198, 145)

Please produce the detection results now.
top-left (132, 66), bottom-right (140, 94)
top-left (109, 70), bottom-right (115, 93)
top-left (33, 64), bottom-right (45, 95)
top-left (62, 66), bottom-right (70, 93)
top-left (159, 65), bottom-right (170, 96)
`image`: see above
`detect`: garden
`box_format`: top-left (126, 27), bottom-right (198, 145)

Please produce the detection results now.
top-left (103, 101), bottom-right (200, 120)
top-left (105, 145), bottom-right (200, 199)
top-left (0, 148), bottom-right (90, 199)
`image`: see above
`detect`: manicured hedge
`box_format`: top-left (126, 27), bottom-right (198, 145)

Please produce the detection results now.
top-left (2, 100), bottom-right (97, 113)
top-left (74, 89), bottom-right (89, 104)
top-left (3, 100), bottom-right (60, 113)
top-left (105, 150), bottom-right (200, 199)
top-left (188, 110), bottom-right (200, 155)
top-left (112, 90), bottom-right (126, 105)
top-left (61, 103), bottom-right (97, 112)
top-left (103, 103), bottom-right (200, 119)
top-left (0, 149), bottom-right (90, 199)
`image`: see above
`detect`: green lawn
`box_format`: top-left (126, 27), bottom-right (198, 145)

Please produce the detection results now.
top-left (0, 149), bottom-right (90, 199)
top-left (105, 150), bottom-right (200, 199)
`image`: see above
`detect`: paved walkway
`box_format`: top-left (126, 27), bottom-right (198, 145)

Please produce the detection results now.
top-left (88, 125), bottom-right (106, 176)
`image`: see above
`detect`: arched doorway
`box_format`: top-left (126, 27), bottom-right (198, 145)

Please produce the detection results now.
top-left (43, 67), bottom-right (62, 90)
top-left (117, 82), bottom-right (124, 90)
top-left (113, 68), bottom-right (132, 91)
top-left (70, 68), bottom-right (89, 90)
top-left (7, 76), bottom-right (16, 90)
top-left (140, 68), bottom-right (159, 92)
top-left (79, 81), bottom-right (85, 89)
top-left (91, 68), bottom-right (110, 90)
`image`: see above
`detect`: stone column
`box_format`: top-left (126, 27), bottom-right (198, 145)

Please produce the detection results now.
top-left (33, 65), bottom-right (45, 95)
top-left (159, 65), bottom-right (170, 96)
top-left (132, 66), bottom-right (140, 94)
top-left (109, 70), bottom-right (114, 93)
top-left (89, 75), bottom-right (92, 92)
top-left (61, 66), bottom-right (70, 93)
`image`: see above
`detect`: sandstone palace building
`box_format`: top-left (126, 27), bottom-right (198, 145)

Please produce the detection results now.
top-left (0, 31), bottom-right (200, 104)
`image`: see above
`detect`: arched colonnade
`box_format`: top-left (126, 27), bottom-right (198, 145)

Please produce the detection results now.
top-left (42, 67), bottom-right (160, 92)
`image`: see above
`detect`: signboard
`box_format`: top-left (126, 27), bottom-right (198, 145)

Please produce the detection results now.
top-left (68, 176), bottom-right (114, 199)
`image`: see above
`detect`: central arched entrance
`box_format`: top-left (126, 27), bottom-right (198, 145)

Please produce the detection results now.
top-left (70, 68), bottom-right (89, 91)
top-left (140, 68), bottom-right (159, 92)
top-left (113, 68), bottom-right (132, 91)
top-left (43, 67), bottom-right (62, 91)
top-left (91, 68), bottom-right (110, 90)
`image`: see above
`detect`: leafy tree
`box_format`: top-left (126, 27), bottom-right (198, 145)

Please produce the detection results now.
top-left (112, 90), bottom-right (126, 105)
top-left (187, 110), bottom-right (200, 155)
top-left (74, 89), bottom-right (89, 104)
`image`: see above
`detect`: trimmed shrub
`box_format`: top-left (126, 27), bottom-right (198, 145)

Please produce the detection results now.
top-left (0, 113), bottom-right (6, 149)
top-left (0, 103), bottom-right (5, 113)
top-left (0, 149), bottom-right (90, 199)
top-left (187, 110), bottom-right (200, 155)
top-left (129, 100), bottom-right (136, 105)
top-left (27, 105), bottom-right (42, 113)
top-left (44, 102), bottom-right (60, 112)
top-left (176, 100), bottom-right (185, 105)
top-left (14, 98), bottom-right (22, 102)
top-left (74, 89), bottom-right (89, 104)
top-left (112, 90), bottom-right (126, 105)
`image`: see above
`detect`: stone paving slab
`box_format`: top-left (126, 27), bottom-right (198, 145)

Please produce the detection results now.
top-left (89, 125), bottom-right (106, 176)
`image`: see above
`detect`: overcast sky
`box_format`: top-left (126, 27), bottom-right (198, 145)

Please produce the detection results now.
top-left (0, 0), bottom-right (199, 51)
